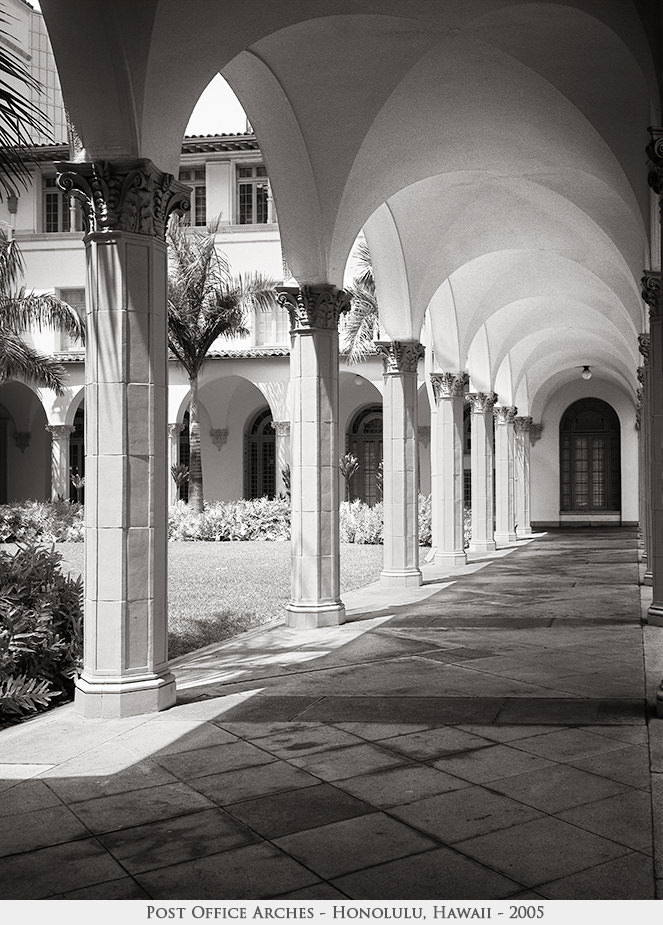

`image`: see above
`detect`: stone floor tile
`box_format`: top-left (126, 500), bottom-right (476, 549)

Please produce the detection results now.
top-left (488, 763), bottom-right (631, 813)
top-left (118, 719), bottom-right (239, 758)
top-left (432, 744), bottom-right (554, 784)
top-left (151, 740), bottom-right (276, 780)
top-left (287, 742), bottom-right (408, 781)
top-left (0, 803), bottom-right (90, 856)
top-left (566, 745), bottom-right (651, 790)
top-left (456, 816), bottom-right (631, 887)
top-left (456, 725), bottom-right (556, 743)
top-left (277, 883), bottom-right (349, 899)
top-left (225, 782), bottom-right (374, 838)
top-left (331, 846), bottom-right (521, 899)
top-left (204, 694), bottom-right (322, 723)
top-left (188, 759), bottom-right (319, 805)
top-left (135, 841), bottom-right (321, 899)
top-left (273, 812), bottom-right (436, 880)
top-left (0, 764), bottom-right (54, 789)
top-left (41, 758), bottom-right (180, 804)
top-left (68, 781), bottom-right (214, 834)
top-left (537, 852), bottom-right (655, 899)
top-left (557, 789), bottom-right (653, 854)
top-left (0, 779), bottom-right (62, 816)
top-left (58, 877), bottom-right (152, 899)
top-left (0, 837), bottom-right (125, 899)
top-left (99, 806), bottom-right (259, 873)
top-left (377, 727), bottom-right (494, 761)
top-left (332, 764), bottom-right (470, 807)
top-left (0, 719), bottom-right (141, 765)
top-left (246, 725), bottom-right (367, 759)
top-left (298, 696), bottom-right (502, 724)
top-left (390, 785), bottom-right (542, 843)
top-left (332, 722), bottom-right (434, 741)
top-left (495, 699), bottom-right (644, 725)
top-left (214, 721), bottom-right (322, 740)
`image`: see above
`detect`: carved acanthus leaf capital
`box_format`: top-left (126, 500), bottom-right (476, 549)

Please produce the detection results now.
top-left (466, 392), bottom-right (497, 414)
top-left (514, 416), bottom-right (534, 434)
top-left (493, 405), bottom-right (518, 425)
top-left (45, 424), bottom-right (74, 440)
top-left (375, 340), bottom-right (425, 375)
top-left (430, 371), bottom-right (468, 402)
top-left (56, 159), bottom-right (190, 239)
top-left (529, 423), bottom-right (544, 445)
top-left (637, 366), bottom-right (646, 387)
top-left (270, 420), bottom-right (291, 437)
top-left (209, 428), bottom-right (228, 451)
top-left (168, 423), bottom-right (185, 439)
top-left (638, 333), bottom-right (650, 364)
top-left (646, 126), bottom-right (663, 197)
top-left (277, 285), bottom-right (350, 332)
top-left (641, 271), bottom-right (662, 323)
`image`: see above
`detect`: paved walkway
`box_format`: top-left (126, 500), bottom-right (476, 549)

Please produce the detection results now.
top-left (1, 529), bottom-right (661, 900)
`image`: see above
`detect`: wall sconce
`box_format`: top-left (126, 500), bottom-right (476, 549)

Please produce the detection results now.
top-left (581, 365), bottom-right (592, 380)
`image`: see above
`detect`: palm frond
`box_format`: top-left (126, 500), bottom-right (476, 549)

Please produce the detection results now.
top-left (351, 239), bottom-right (375, 292)
top-left (0, 328), bottom-right (67, 393)
top-left (0, 288), bottom-right (85, 342)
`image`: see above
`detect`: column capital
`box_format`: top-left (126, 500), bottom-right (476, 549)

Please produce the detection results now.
top-left (277, 285), bottom-right (350, 332)
top-left (637, 365), bottom-right (646, 387)
top-left (493, 405), bottom-right (518, 425)
top-left (209, 428), bottom-right (228, 450)
top-left (56, 158), bottom-right (190, 239)
top-left (647, 126), bottom-right (663, 196)
top-left (638, 333), bottom-right (650, 364)
top-left (430, 371), bottom-right (468, 401)
top-left (271, 420), bottom-right (291, 437)
top-left (45, 423), bottom-right (75, 439)
top-left (167, 423), bottom-right (184, 438)
top-left (642, 271), bottom-right (662, 323)
top-left (466, 392), bottom-right (497, 413)
top-left (375, 340), bottom-right (425, 375)
top-left (514, 415), bottom-right (534, 434)
top-left (529, 423), bottom-right (544, 445)
top-left (636, 387), bottom-right (644, 431)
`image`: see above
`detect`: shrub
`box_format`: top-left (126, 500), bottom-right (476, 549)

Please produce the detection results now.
top-left (340, 499), bottom-right (384, 544)
top-left (168, 497), bottom-right (291, 541)
top-left (0, 544), bottom-right (83, 722)
top-left (0, 500), bottom-right (84, 543)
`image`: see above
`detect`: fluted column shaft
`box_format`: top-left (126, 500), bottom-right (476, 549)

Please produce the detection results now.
top-left (57, 158), bottom-right (189, 717)
top-left (494, 406), bottom-right (517, 545)
top-left (377, 341), bottom-right (425, 587)
top-left (467, 392), bottom-right (497, 553)
top-left (514, 416), bottom-right (533, 537)
top-left (430, 372), bottom-right (468, 566)
top-left (278, 285), bottom-right (349, 626)
top-left (45, 424), bottom-right (74, 500)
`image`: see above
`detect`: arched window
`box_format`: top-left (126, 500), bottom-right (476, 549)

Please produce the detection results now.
top-left (245, 407), bottom-right (276, 499)
top-left (69, 407), bottom-right (85, 503)
top-left (347, 405), bottom-right (383, 505)
top-left (560, 398), bottom-right (621, 512)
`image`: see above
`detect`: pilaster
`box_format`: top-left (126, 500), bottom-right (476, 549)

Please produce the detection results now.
top-left (494, 406), bottom-right (518, 545)
top-left (638, 335), bottom-right (652, 585)
top-left (514, 416), bottom-right (533, 537)
top-left (57, 158), bottom-right (189, 717)
top-left (376, 340), bottom-right (425, 587)
top-left (429, 372), bottom-right (468, 566)
top-left (642, 270), bottom-right (663, 625)
top-left (466, 392), bottom-right (497, 553)
top-left (278, 285), bottom-right (349, 626)
top-left (45, 424), bottom-right (75, 500)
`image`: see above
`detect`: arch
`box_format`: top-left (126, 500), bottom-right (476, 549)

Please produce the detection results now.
top-left (559, 397), bottom-right (621, 513)
top-left (69, 406), bottom-right (85, 503)
top-left (346, 403), bottom-right (383, 505)
top-left (245, 407), bottom-right (276, 499)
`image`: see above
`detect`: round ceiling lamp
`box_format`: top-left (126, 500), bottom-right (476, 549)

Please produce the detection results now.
top-left (581, 365), bottom-right (592, 380)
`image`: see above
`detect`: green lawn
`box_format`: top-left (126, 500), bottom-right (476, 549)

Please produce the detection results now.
top-left (55, 541), bottom-right (384, 658)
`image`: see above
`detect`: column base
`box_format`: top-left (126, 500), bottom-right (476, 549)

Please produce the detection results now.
top-left (644, 571), bottom-right (653, 586)
top-left (286, 601), bottom-right (346, 628)
top-left (494, 532), bottom-right (517, 545)
top-left (647, 602), bottom-right (663, 626)
top-left (469, 541), bottom-right (497, 554)
top-left (517, 527), bottom-right (533, 537)
top-left (433, 551), bottom-right (467, 568)
top-left (75, 671), bottom-right (176, 718)
top-left (380, 569), bottom-right (423, 588)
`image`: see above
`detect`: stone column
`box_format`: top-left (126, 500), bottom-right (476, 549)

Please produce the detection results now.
top-left (429, 371), bottom-right (468, 566)
top-left (638, 338), bottom-right (653, 585)
top-left (467, 392), bottom-right (497, 553)
top-left (272, 420), bottom-right (291, 497)
top-left (494, 406), bottom-right (518, 545)
top-left (514, 416), bottom-right (533, 537)
top-left (57, 158), bottom-right (189, 717)
top-left (45, 424), bottom-right (74, 500)
top-left (277, 285), bottom-right (349, 626)
top-left (376, 340), bottom-right (425, 587)
top-left (167, 423), bottom-right (183, 505)
top-left (642, 271), bottom-right (663, 623)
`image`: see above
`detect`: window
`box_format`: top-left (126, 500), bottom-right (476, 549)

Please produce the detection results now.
top-left (43, 177), bottom-right (81, 232)
top-left (347, 405), bottom-right (383, 505)
top-left (57, 288), bottom-right (85, 351)
top-left (178, 168), bottom-right (206, 226)
top-left (237, 164), bottom-right (270, 225)
top-left (255, 304), bottom-right (289, 346)
top-left (559, 398), bottom-right (620, 512)
top-left (245, 408), bottom-right (276, 499)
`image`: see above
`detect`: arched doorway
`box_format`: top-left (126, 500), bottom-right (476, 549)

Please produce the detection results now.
top-left (245, 408), bottom-right (276, 499)
top-left (560, 398), bottom-right (621, 513)
top-left (69, 406), bottom-right (85, 502)
top-left (347, 405), bottom-right (383, 505)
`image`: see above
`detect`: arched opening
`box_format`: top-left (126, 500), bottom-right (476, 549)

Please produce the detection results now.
top-left (69, 406), bottom-right (84, 502)
top-left (178, 411), bottom-right (191, 502)
top-left (347, 404), bottom-right (383, 505)
top-left (245, 407), bottom-right (276, 499)
top-left (560, 398), bottom-right (621, 514)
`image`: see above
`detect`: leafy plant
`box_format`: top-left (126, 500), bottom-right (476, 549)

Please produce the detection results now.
top-left (69, 468), bottom-right (85, 504)
top-left (170, 463), bottom-right (190, 492)
top-left (339, 452), bottom-right (359, 501)
top-left (0, 500), bottom-right (84, 543)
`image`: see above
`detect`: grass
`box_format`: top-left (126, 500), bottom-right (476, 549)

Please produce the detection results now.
top-left (54, 541), bottom-right (384, 659)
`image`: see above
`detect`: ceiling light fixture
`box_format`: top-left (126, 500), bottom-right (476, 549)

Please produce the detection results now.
top-left (581, 365), bottom-right (592, 380)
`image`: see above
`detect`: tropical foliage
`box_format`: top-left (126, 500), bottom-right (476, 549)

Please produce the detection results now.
top-left (167, 215), bottom-right (278, 512)
top-left (342, 239), bottom-right (380, 362)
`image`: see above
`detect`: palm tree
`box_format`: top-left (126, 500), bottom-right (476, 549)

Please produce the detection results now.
top-left (0, 229), bottom-right (85, 392)
top-left (342, 239), bottom-right (380, 363)
top-left (167, 215), bottom-right (278, 513)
